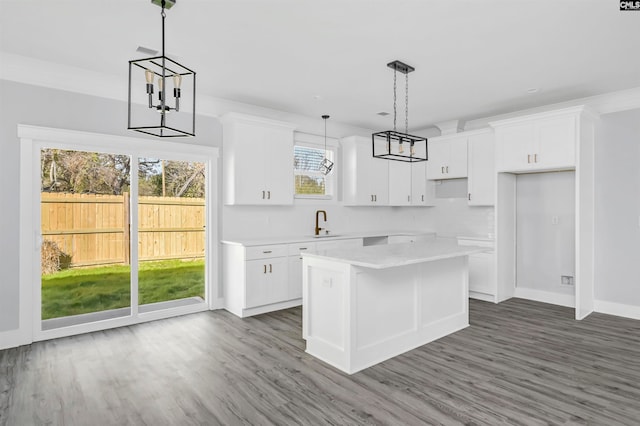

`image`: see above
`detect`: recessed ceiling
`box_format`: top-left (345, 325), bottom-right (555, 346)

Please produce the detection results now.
top-left (1, 0), bottom-right (639, 130)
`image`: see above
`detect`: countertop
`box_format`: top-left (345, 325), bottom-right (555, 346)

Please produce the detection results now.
top-left (221, 230), bottom-right (436, 247)
top-left (302, 237), bottom-right (488, 269)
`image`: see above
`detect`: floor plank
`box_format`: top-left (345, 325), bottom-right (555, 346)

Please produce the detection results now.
top-left (1, 298), bottom-right (639, 425)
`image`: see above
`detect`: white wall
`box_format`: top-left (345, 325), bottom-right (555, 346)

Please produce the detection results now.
top-left (594, 109), bottom-right (640, 308)
top-left (515, 172), bottom-right (576, 295)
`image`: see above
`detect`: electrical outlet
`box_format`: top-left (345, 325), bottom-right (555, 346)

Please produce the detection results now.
top-left (561, 275), bottom-right (574, 286)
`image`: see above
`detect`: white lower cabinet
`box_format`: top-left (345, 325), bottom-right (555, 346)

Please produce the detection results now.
top-left (245, 257), bottom-right (288, 308)
top-left (223, 238), bottom-right (363, 317)
top-left (457, 237), bottom-right (496, 302)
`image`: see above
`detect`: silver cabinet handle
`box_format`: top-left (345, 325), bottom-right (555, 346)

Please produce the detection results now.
top-left (407, 195), bottom-right (410, 202)
top-left (267, 190), bottom-right (271, 199)
top-left (299, 247), bottom-right (307, 251)
top-left (269, 264), bottom-right (272, 273)
top-left (421, 195), bottom-right (424, 202)
top-left (374, 195), bottom-right (377, 202)
top-left (263, 264), bottom-right (267, 274)
top-left (527, 154), bottom-right (531, 164)
top-left (468, 193), bottom-right (471, 201)
top-left (263, 250), bottom-right (272, 253)
top-left (371, 194), bottom-right (374, 202)
top-left (446, 166), bottom-right (449, 173)
top-left (262, 190), bottom-right (266, 199)
top-left (534, 154), bottom-right (538, 163)
top-left (441, 166), bottom-right (445, 174)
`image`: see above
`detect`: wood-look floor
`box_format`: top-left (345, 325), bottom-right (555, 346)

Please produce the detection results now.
top-left (1, 298), bottom-right (639, 426)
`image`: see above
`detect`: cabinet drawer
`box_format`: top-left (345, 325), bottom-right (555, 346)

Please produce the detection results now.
top-left (245, 245), bottom-right (288, 260)
top-left (287, 242), bottom-right (317, 256)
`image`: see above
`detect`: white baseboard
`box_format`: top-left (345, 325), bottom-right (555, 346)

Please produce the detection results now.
top-left (514, 287), bottom-right (575, 308)
top-left (0, 328), bottom-right (30, 351)
top-left (594, 300), bottom-right (640, 320)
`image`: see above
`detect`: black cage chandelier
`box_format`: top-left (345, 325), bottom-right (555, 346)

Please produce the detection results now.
top-left (372, 60), bottom-right (427, 162)
top-left (128, 0), bottom-right (196, 137)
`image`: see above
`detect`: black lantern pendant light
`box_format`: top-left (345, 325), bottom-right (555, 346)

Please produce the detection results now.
top-left (372, 60), bottom-right (427, 162)
top-left (128, 0), bottom-right (196, 137)
top-left (320, 115), bottom-right (334, 175)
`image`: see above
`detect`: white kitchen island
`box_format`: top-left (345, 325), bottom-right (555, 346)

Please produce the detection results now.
top-left (302, 239), bottom-right (487, 374)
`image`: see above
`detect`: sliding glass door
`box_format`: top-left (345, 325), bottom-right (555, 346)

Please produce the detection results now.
top-left (137, 158), bottom-right (206, 313)
top-left (34, 139), bottom-right (213, 337)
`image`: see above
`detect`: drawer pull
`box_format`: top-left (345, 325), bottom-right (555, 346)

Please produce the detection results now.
top-left (299, 247), bottom-right (307, 250)
top-left (263, 250), bottom-right (272, 253)
top-left (263, 264), bottom-right (267, 274)
top-left (269, 264), bottom-right (272, 273)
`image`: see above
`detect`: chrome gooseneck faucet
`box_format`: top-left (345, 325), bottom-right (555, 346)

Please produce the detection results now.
top-left (315, 210), bottom-right (327, 236)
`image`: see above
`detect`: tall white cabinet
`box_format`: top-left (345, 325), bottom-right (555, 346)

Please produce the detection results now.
top-left (222, 113), bottom-right (296, 205)
top-left (342, 136), bottom-right (389, 205)
top-left (490, 106), bottom-right (597, 320)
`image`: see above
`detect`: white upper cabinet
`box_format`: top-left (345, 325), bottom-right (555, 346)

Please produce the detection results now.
top-left (492, 109), bottom-right (578, 173)
top-left (388, 161), bottom-right (412, 206)
top-left (411, 161), bottom-right (436, 206)
top-left (342, 136), bottom-right (389, 206)
top-left (222, 113), bottom-right (296, 205)
top-left (426, 135), bottom-right (468, 179)
top-left (467, 130), bottom-right (495, 206)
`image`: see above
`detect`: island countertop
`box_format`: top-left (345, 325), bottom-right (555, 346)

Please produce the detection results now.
top-left (302, 238), bottom-right (488, 269)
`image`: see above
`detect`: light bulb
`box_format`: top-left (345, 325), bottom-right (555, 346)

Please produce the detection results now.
top-left (158, 78), bottom-right (164, 91)
top-left (410, 143), bottom-right (416, 156)
top-left (173, 73), bottom-right (182, 89)
top-left (398, 142), bottom-right (404, 154)
top-left (145, 69), bottom-right (154, 84)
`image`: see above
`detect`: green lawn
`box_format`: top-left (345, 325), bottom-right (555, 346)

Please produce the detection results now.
top-left (41, 259), bottom-right (205, 320)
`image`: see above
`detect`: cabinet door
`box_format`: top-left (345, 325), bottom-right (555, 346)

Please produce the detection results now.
top-left (245, 257), bottom-right (289, 308)
top-left (388, 161), bottom-right (412, 206)
top-left (446, 137), bottom-right (468, 178)
top-left (426, 140), bottom-right (448, 179)
top-left (263, 126), bottom-right (294, 204)
top-left (288, 256), bottom-right (303, 300)
top-left (410, 162), bottom-right (428, 206)
top-left (467, 132), bottom-right (495, 206)
top-left (533, 115), bottom-right (576, 170)
top-left (495, 123), bottom-right (534, 172)
top-left (468, 253), bottom-right (495, 295)
top-left (231, 122), bottom-right (266, 204)
top-left (369, 157), bottom-right (389, 204)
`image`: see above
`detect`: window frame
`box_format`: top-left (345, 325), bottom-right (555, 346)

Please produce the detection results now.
top-left (293, 132), bottom-right (338, 201)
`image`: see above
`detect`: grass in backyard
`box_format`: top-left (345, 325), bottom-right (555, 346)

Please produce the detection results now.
top-left (41, 259), bottom-right (205, 320)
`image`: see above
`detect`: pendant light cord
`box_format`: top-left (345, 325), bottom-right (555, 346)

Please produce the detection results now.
top-left (393, 69), bottom-right (397, 132)
top-left (405, 72), bottom-right (409, 134)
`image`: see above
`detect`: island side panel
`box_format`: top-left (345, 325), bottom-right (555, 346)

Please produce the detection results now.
top-left (348, 256), bottom-right (469, 374)
top-left (303, 257), bottom-right (353, 372)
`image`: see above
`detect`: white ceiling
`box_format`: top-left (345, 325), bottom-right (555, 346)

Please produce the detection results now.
top-left (2, 0), bottom-right (640, 130)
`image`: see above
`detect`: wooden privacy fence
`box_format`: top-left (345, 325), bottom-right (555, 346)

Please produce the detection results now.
top-left (41, 192), bottom-right (205, 267)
